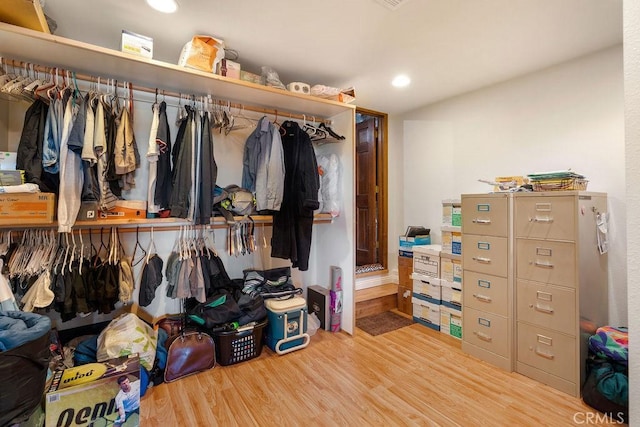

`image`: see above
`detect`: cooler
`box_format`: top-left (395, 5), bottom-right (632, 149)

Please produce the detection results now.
top-left (265, 297), bottom-right (310, 355)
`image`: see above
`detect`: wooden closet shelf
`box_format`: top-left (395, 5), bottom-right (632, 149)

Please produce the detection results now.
top-left (1, 213), bottom-right (335, 231)
top-left (0, 23), bottom-right (354, 119)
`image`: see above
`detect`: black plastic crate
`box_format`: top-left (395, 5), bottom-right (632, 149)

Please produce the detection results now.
top-left (213, 318), bottom-right (268, 365)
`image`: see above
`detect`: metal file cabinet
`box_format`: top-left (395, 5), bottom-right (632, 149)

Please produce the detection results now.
top-left (461, 193), bottom-right (514, 372)
top-left (514, 191), bottom-right (608, 397)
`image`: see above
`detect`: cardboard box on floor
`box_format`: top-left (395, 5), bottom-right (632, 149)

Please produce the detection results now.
top-left (45, 354), bottom-right (140, 427)
top-left (117, 302), bottom-right (179, 327)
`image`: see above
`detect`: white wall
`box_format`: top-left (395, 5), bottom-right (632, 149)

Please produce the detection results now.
top-left (624, 0), bottom-right (639, 422)
top-left (396, 46), bottom-right (626, 327)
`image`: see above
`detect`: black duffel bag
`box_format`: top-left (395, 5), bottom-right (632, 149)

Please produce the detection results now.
top-left (242, 267), bottom-right (303, 299)
top-left (187, 287), bottom-right (267, 330)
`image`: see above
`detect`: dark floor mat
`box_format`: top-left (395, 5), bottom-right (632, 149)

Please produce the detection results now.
top-left (356, 311), bottom-right (413, 336)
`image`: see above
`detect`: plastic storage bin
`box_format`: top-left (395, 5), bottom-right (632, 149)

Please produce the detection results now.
top-left (265, 297), bottom-right (310, 355)
top-left (213, 318), bottom-right (268, 365)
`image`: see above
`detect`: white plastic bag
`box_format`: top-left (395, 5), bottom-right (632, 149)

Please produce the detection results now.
top-left (307, 312), bottom-right (321, 336)
top-left (316, 154), bottom-right (340, 217)
top-left (97, 313), bottom-right (157, 370)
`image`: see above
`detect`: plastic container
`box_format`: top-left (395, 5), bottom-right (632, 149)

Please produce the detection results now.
top-left (213, 318), bottom-right (268, 365)
top-left (265, 297), bottom-right (310, 355)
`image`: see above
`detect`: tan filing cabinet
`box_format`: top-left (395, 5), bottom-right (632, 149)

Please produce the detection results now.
top-left (461, 193), bottom-right (514, 371)
top-left (514, 191), bottom-right (608, 397)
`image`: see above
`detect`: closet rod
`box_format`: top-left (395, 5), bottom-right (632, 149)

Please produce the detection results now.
top-left (2, 58), bottom-right (332, 125)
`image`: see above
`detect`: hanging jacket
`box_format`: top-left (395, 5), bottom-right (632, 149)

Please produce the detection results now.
top-left (42, 97), bottom-right (63, 174)
top-left (104, 103), bottom-right (122, 198)
top-left (146, 103), bottom-right (161, 214)
top-left (170, 107), bottom-right (194, 219)
top-left (57, 96), bottom-right (83, 233)
top-left (16, 98), bottom-right (58, 193)
top-left (196, 111), bottom-right (216, 224)
top-left (154, 101), bottom-right (172, 210)
top-left (242, 116), bottom-right (285, 212)
top-left (114, 107), bottom-right (139, 191)
top-left (95, 100), bottom-right (118, 210)
top-left (271, 120), bottom-right (320, 271)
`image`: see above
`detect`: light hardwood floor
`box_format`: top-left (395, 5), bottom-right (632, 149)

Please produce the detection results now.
top-left (141, 319), bottom-right (625, 426)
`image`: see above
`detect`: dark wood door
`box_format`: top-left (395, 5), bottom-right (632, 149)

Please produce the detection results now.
top-left (356, 118), bottom-right (377, 266)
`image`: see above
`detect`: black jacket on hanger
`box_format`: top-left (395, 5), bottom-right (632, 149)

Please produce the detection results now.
top-left (271, 120), bottom-right (320, 271)
top-left (16, 98), bottom-right (59, 193)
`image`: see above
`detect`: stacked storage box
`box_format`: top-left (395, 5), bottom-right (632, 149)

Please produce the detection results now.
top-left (411, 245), bottom-right (441, 330)
top-left (440, 200), bottom-right (463, 339)
top-left (442, 199), bottom-right (462, 255)
top-left (397, 234), bottom-right (431, 316)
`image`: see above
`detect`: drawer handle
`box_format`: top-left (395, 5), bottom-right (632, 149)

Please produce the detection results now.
top-left (473, 257), bottom-right (491, 264)
top-left (474, 331), bottom-right (492, 342)
top-left (472, 219), bottom-right (491, 224)
top-left (530, 216), bottom-right (554, 223)
top-left (534, 349), bottom-right (555, 360)
top-left (531, 304), bottom-right (554, 314)
top-left (473, 294), bottom-right (492, 303)
top-left (533, 261), bottom-right (554, 268)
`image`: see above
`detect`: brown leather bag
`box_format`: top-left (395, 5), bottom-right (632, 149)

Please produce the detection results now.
top-left (156, 316), bottom-right (184, 339)
top-left (164, 331), bottom-right (216, 383)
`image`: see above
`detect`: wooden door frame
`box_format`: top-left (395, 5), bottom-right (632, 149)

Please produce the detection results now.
top-left (356, 107), bottom-right (388, 274)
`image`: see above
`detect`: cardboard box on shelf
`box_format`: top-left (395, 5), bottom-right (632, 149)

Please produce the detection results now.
top-left (45, 354), bottom-right (140, 427)
top-left (0, 169), bottom-right (24, 186)
top-left (121, 30), bottom-right (153, 59)
top-left (218, 59), bottom-right (241, 79)
top-left (100, 200), bottom-right (147, 219)
top-left (0, 192), bottom-right (55, 225)
top-left (240, 70), bottom-right (264, 85)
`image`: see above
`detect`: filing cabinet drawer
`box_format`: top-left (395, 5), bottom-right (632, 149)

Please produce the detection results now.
top-left (463, 307), bottom-right (509, 357)
top-left (517, 322), bottom-right (576, 383)
top-left (462, 195), bottom-right (509, 237)
top-left (516, 239), bottom-right (576, 288)
top-left (462, 235), bottom-right (508, 277)
top-left (516, 279), bottom-right (576, 335)
top-left (463, 271), bottom-right (509, 317)
top-left (515, 195), bottom-right (575, 240)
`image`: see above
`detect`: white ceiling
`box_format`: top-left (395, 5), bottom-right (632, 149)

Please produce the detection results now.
top-left (42, 0), bottom-right (622, 115)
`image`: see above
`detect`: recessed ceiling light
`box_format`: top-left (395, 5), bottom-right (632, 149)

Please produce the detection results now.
top-left (146, 0), bottom-right (178, 13)
top-left (392, 74), bottom-right (411, 88)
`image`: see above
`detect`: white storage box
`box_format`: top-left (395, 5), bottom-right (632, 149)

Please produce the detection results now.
top-left (440, 305), bottom-right (462, 339)
top-left (412, 297), bottom-right (440, 331)
top-left (440, 256), bottom-right (463, 285)
top-left (411, 272), bottom-right (441, 304)
top-left (441, 279), bottom-right (462, 310)
top-left (412, 244), bottom-right (441, 278)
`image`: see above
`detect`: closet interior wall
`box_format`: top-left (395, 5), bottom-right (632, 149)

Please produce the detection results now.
top-left (0, 41), bottom-right (355, 333)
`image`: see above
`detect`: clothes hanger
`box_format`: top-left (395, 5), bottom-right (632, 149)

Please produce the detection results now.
top-left (146, 226), bottom-right (157, 264)
top-left (34, 67), bottom-right (56, 101)
top-left (88, 227), bottom-right (98, 259)
top-left (319, 122), bottom-right (345, 140)
top-left (131, 226), bottom-right (147, 267)
top-left (95, 227), bottom-right (109, 265)
top-left (78, 228), bottom-right (85, 263)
